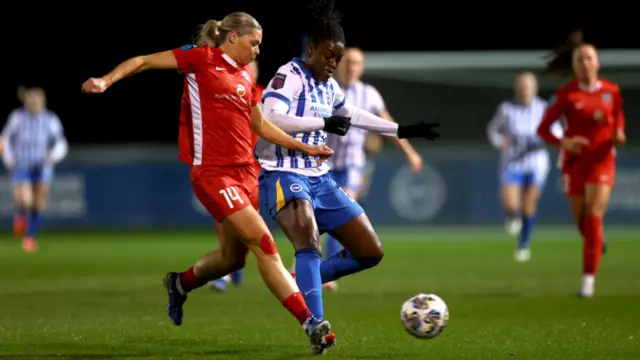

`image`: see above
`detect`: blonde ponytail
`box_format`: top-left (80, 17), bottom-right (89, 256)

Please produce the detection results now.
top-left (195, 13), bottom-right (261, 48)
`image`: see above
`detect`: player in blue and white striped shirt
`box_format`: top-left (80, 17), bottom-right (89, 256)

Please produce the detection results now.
top-left (487, 72), bottom-right (562, 262)
top-left (256, 1), bottom-right (438, 351)
top-left (1, 86), bottom-right (68, 252)
top-left (320, 47), bottom-right (424, 290)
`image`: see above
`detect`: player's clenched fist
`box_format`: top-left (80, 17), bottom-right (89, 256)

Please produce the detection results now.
top-left (82, 78), bottom-right (110, 94)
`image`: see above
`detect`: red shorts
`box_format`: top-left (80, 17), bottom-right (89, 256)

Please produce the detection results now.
top-left (562, 162), bottom-right (615, 196)
top-left (191, 165), bottom-right (259, 222)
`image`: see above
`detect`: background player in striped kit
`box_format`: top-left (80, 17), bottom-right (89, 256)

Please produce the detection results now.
top-left (257, 1), bottom-right (438, 349)
top-left (1, 86), bottom-right (68, 252)
top-left (486, 72), bottom-right (562, 262)
top-left (300, 47), bottom-right (424, 290)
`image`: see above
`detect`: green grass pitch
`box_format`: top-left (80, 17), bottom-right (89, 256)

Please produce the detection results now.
top-left (1, 226), bottom-right (639, 359)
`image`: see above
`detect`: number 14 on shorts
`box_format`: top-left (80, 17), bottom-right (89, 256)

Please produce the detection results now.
top-left (220, 186), bottom-right (245, 208)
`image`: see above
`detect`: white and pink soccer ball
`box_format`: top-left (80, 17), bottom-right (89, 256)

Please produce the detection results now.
top-left (400, 293), bottom-right (449, 339)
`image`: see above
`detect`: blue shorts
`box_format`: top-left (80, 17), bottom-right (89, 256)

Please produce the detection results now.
top-left (12, 165), bottom-right (53, 183)
top-left (501, 169), bottom-right (546, 188)
top-left (331, 168), bottom-right (364, 193)
top-left (259, 170), bottom-right (364, 234)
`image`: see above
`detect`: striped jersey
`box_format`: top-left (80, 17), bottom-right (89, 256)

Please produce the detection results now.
top-left (1, 108), bottom-right (67, 169)
top-left (487, 97), bottom-right (562, 173)
top-left (256, 58), bottom-right (346, 176)
top-left (325, 81), bottom-right (386, 171)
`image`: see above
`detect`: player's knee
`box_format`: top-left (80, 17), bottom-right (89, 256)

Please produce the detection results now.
top-left (285, 222), bottom-right (321, 251)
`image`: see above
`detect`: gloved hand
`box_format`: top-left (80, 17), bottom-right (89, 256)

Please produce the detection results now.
top-left (323, 115), bottom-right (351, 136)
top-left (397, 122), bottom-right (440, 140)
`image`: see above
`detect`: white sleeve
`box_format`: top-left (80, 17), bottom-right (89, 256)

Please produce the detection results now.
top-left (487, 103), bottom-right (508, 148)
top-left (328, 82), bottom-right (397, 136)
top-left (366, 85), bottom-right (387, 116)
top-left (261, 66), bottom-right (325, 133)
top-left (1, 111), bottom-right (20, 166)
top-left (47, 114), bottom-right (68, 163)
top-left (340, 103), bottom-right (399, 137)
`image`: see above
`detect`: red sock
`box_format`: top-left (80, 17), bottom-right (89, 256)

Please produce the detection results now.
top-left (283, 292), bottom-right (313, 325)
top-left (582, 215), bottom-right (604, 274)
top-left (178, 266), bottom-right (207, 293)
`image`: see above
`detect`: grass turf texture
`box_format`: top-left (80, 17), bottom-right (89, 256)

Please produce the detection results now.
top-left (0, 226), bottom-right (638, 359)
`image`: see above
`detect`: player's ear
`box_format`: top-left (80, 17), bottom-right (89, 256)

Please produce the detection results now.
top-left (229, 31), bottom-right (237, 44)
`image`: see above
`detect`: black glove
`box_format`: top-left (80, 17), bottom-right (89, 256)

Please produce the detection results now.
top-left (323, 115), bottom-right (351, 136)
top-left (397, 122), bottom-right (440, 140)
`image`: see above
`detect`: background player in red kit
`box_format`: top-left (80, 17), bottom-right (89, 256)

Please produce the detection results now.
top-left (210, 60), bottom-right (263, 291)
top-left (81, 12), bottom-right (349, 351)
top-left (537, 43), bottom-right (626, 298)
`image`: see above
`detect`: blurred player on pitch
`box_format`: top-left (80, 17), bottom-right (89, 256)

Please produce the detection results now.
top-left (537, 43), bottom-right (626, 298)
top-left (487, 72), bottom-right (563, 262)
top-left (290, 47), bottom-right (424, 290)
top-left (1, 86), bottom-right (68, 252)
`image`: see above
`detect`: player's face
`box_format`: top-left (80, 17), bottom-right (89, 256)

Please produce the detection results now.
top-left (23, 91), bottom-right (45, 114)
top-left (308, 40), bottom-right (346, 82)
top-left (337, 49), bottom-right (364, 85)
top-left (514, 73), bottom-right (537, 105)
top-left (236, 29), bottom-right (262, 66)
top-left (572, 45), bottom-right (600, 80)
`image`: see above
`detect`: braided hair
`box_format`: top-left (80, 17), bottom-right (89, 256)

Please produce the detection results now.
top-left (306, 0), bottom-right (345, 46)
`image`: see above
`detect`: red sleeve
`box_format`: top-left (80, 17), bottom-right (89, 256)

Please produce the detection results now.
top-left (614, 87), bottom-right (625, 130)
top-left (537, 91), bottom-right (566, 146)
top-left (251, 85), bottom-right (264, 107)
top-left (171, 45), bottom-right (208, 74)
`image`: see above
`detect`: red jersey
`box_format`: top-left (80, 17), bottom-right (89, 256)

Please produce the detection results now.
top-left (537, 78), bottom-right (625, 171)
top-left (172, 45), bottom-right (259, 167)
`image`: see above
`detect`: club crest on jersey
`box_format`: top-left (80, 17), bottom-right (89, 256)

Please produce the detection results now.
top-left (272, 73), bottom-right (286, 90)
top-left (601, 93), bottom-right (612, 104)
top-left (236, 84), bottom-right (246, 97)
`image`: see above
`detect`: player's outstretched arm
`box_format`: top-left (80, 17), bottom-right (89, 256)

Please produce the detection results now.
top-left (82, 51), bottom-right (179, 94)
top-left (251, 105), bottom-right (333, 159)
top-left (335, 104), bottom-right (439, 140)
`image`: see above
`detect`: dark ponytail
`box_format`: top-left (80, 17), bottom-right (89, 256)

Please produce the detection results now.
top-left (544, 29), bottom-right (584, 75)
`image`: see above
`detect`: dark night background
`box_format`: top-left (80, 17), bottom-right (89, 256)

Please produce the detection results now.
top-left (2, 3), bottom-right (637, 145)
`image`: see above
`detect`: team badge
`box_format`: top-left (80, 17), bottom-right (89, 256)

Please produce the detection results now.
top-left (601, 93), bottom-right (612, 104)
top-left (236, 84), bottom-right (246, 97)
top-left (290, 183), bottom-right (303, 193)
top-left (272, 73), bottom-right (287, 90)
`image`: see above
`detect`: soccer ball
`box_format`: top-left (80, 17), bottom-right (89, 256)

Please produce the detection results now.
top-left (400, 293), bottom-right (449, 339)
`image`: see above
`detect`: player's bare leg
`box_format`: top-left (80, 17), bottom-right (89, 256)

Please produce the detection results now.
top-left (579, 183), bottom-right (612, 298)
top-left (210, 225), bottom-right (245, 292)
top-left (276, 199), bottom-right (336, 354)
top-left (515, 185), bottom-right (541, 262)
top-left (164, 221), bottom-right (249, 325)
top-left (501, 184), bottom-right (522, 236)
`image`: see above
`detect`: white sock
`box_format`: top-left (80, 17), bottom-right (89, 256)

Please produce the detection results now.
top-left (582, 274), bottom-right (595, 296)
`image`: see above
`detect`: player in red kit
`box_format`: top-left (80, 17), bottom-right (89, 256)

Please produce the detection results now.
top-left (210, 60), bottom-right (263, 291)
top-left (81, 12), bottom-right (351, 351)
top-left (537, 43), bottom-right (626, 298)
